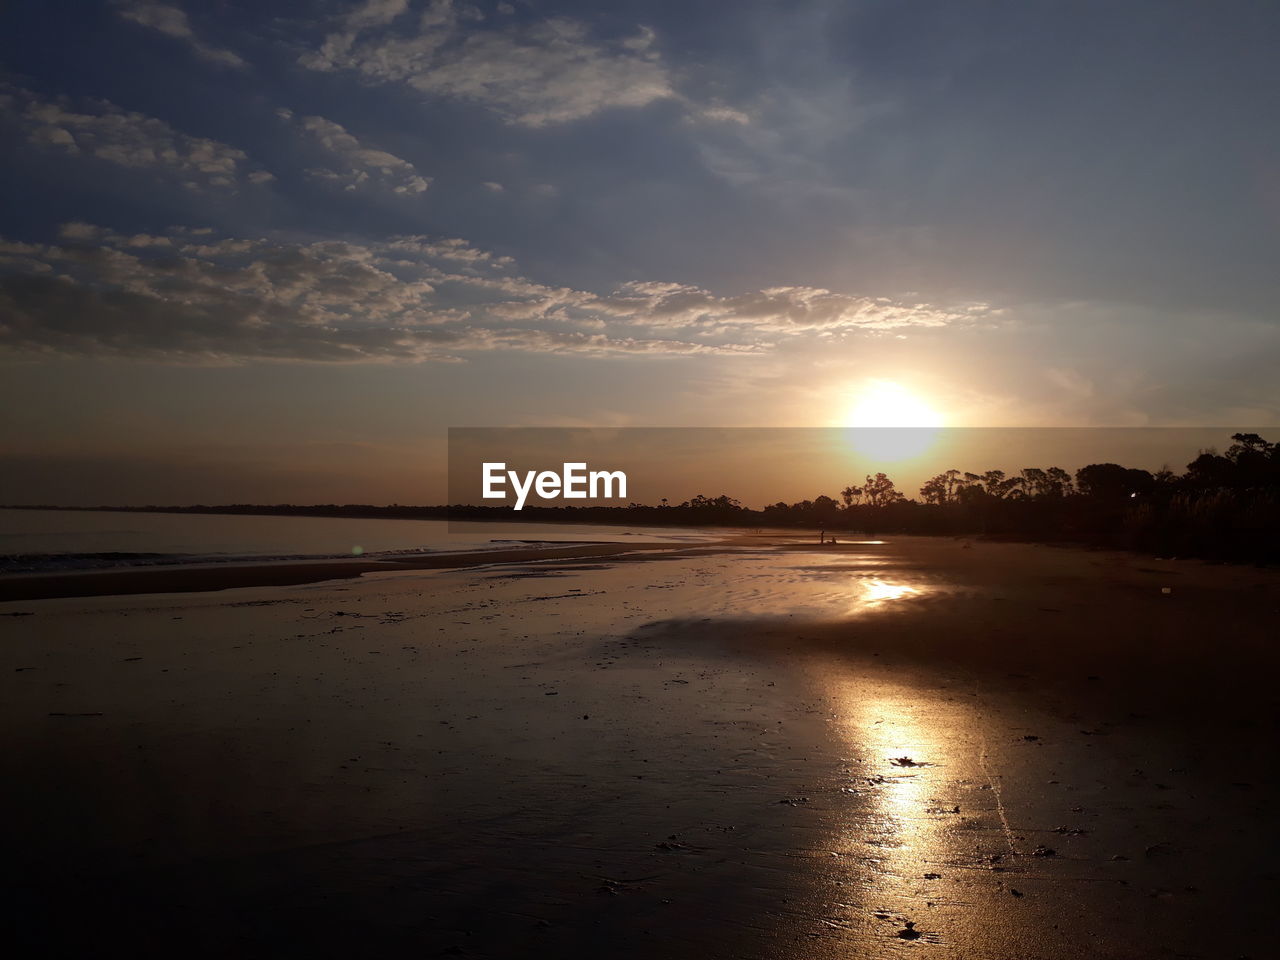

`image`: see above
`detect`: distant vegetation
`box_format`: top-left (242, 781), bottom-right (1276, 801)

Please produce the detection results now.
top-left (9, 433), bottom-right (1278, 564)
top-left (578, 432), bottom-right (1277, 562)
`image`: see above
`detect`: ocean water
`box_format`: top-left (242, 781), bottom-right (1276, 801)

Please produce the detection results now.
top-left (0, 509), bottom-right (721, 574)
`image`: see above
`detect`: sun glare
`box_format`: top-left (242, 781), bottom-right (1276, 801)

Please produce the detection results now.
top-left (845, 380), bottom-right (943, 429)
top-left (842, 380), bottom-right (944, 462)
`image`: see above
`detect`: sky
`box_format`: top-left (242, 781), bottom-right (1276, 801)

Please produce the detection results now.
top-left (1, 0), bottom-right (1277, 505)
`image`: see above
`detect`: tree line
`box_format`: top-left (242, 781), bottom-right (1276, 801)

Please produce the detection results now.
top-left (644, 433), bottom-right (1279, 562)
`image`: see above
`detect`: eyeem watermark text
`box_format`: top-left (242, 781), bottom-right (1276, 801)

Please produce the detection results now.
top-left (482, 462), bottom-right (628, 510)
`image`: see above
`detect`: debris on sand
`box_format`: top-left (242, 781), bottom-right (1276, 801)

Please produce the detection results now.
top-left (1032, 845), bottom-right (1057, 857)
top-left (923, 872), bottom-right (942, 879)
top-left (655, 835), bottom-right (693, 851)
top-left (595, 875), bottom-right (657, 896)
top-left (1053, 826), bottom-right (1087, 836)
top-left (897, 921), bottom-right (922, 940)
top-left (1009, 888), bottom-right (1024, 897)
top-left (778, 796), bottom-right (810, 805)
top-left (890, 756), bottom-right (922, 767)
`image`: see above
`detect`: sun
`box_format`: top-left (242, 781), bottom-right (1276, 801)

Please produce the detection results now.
top-left (842, 380), bottom-right (944, 462)
top-left (845, 380), bottom-right (943, 429)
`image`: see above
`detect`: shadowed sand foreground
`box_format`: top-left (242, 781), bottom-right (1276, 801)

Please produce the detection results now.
top-left (2, 535), bottom-right (1277, 958)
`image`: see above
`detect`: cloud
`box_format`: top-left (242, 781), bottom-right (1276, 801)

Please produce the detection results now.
top-left (0, 224), bottom-right (978, 364)
top-left (113, 0), bottom-right (247, 69)
top-left (580, 282), bottom-right (991, 334)
top-left (0, 227), bottom-right (740, 362)
top-left (694, 104), bottom-right (752, 125)
top-left (384, 235), bottom-right (513, 266)
top-left (2, 85), bottom-right (271, 191)
top-left (276, 110), bottom-right (430, 194)
top-left (299, 0), bottom-right (673, 126)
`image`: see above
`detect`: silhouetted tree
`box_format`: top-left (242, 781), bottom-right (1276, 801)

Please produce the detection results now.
top-left (1045, 467), bottom-right (1074, 496)
top-left (862, 472), bottom-right (905, 507)
top-left (919, 475), bottom-right (948, 504)
top-left (1075, 463), bottom-right (1154, 499)
top-left (1020, 467), bottom-right (1048, 497)
top-left (919, 469), bottom-right (968, 504)
top-left (1225, 433), bottom-right (1279, 486)
top-left (1185, 451), bottom-right (1234, 488)
top-left (812, 494), bottom-right (841, 524)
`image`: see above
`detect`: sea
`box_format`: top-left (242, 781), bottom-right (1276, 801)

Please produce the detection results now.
top-left (0, 508), bottom-right (722, 574)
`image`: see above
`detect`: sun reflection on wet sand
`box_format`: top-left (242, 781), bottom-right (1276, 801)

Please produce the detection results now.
top-left (859, 578), bottom-right (919, 604)
top-left (817, 677), bottom-right (991, 949)
top-left (842, 574), bottom-right (933, 616)
top-left (846, 692), bottom-right (949, 836)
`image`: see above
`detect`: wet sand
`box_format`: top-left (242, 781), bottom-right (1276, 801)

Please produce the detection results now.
top-left (0, 539), bottom-right (724, 602)
top-left (2, 535), bottom-right (1277, 958)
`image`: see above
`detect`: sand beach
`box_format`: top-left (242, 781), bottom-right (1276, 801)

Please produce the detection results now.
top-left (2, 534), bottom-right (1276, 958)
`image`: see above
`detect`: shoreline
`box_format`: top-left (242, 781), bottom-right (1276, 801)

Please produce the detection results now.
top-left (0, 539), bottom-right (740, 603)
top-left (1, 529), bottom-right (1260, 604)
